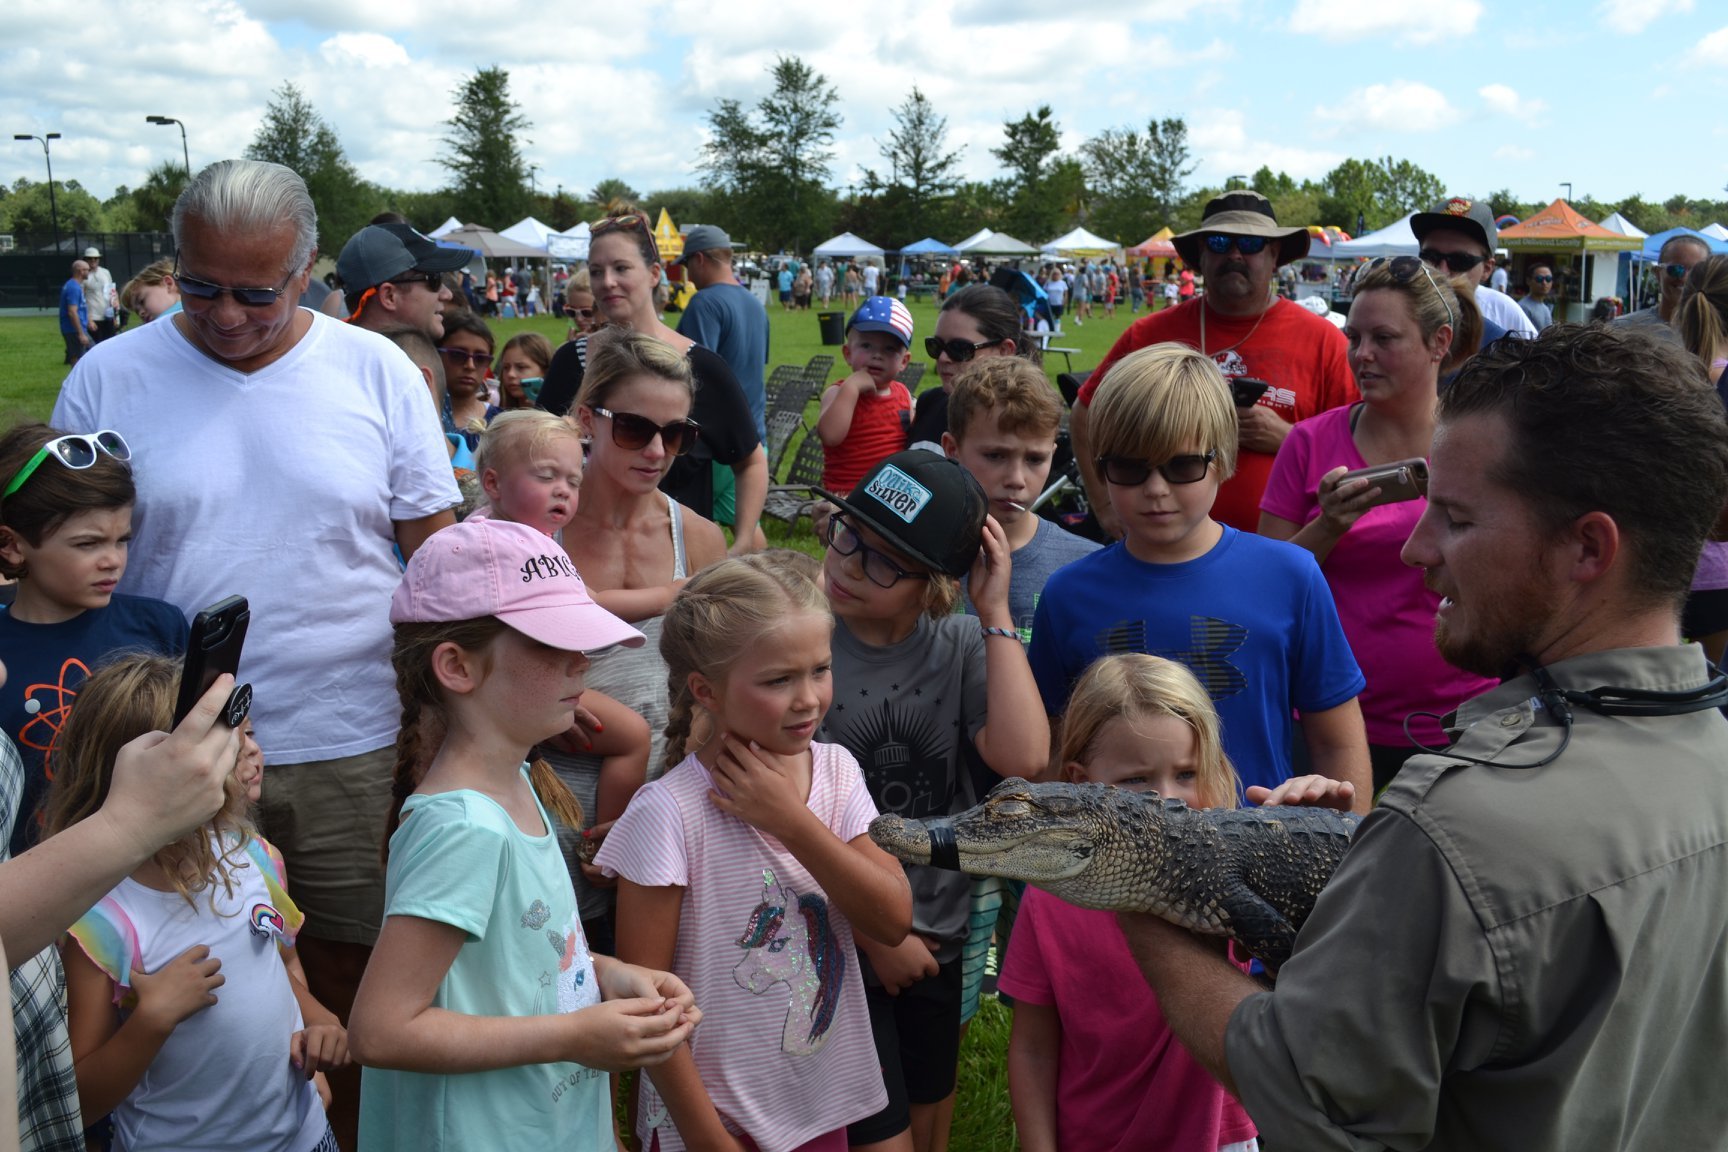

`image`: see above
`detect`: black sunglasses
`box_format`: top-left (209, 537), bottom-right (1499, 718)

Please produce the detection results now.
top-left (172, 257), bottom-right (299, 307)
top-left (1203, 234), bottom-right (1269, 255)
top-left (591, 406), bottom-right (699, 456)
top-left (438, 346), bottom-right (492, 368)
top-left (1096, 452), bottom-right (1216, 487)
top-left (827, 515), bottom-right (930, 589)
top-left (924, 336), bottom-right (994, 362)
top-left (1365, 255), bottom-right (1454, 329)
top-left (389, 271), bottom-right (444, 291)
top-left (1419, 248), bottom-right (1484, 274)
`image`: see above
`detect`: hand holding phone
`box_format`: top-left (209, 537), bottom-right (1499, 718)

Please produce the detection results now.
top-left (1230, 377), bottom-right (1271, 408)
top-left (172, 596), bottom-right (252, 728)
top-left (1336, 458), bottom-right (1429, 508)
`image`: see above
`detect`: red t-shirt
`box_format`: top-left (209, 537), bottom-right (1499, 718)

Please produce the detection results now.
top-left (1078, 297), bottom-right (1357, 531)
top-left (821, 381), bottom-right (912, 494)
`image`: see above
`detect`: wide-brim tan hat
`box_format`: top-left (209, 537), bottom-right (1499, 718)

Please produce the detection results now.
top-left (1174, 191), bottom-right (1310, 267)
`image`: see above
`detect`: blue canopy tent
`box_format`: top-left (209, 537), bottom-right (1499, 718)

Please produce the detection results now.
top-left (900, 237), bottom-right (960, 256)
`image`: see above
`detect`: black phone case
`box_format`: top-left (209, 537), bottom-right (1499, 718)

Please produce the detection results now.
top-left (172, 596), bottom-right (250, 726)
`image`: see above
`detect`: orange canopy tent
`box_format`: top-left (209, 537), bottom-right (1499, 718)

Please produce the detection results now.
top-left (1128, 226), bottom-right (1178, 259)
top-left (1497, 200), bottom-right (1642, 253)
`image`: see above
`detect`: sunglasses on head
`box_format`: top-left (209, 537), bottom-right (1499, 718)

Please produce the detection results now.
top-left (1096, 452), bottom-right (1215, 487)
top-left (172, 258), bottom-right (298, 307)
top-left (590, 213), bottom-right (650, 235)
top-left (3, 430), bottom-right (131, 500)
top-left (438, 346), bottom-right (492, 368)
top-left (1419, 248), bottom-right (1484, 274)
top-left (1664, 263), bottom-right (1694, 280)
top-left (1366, 255), bottom-right (1454, 329)
top-left (590, 406), bottom-right (699, 456)
top-left (1202, 234), bottom-right (1269, 255)
top-left (924, 336), bottom-right (994, 362)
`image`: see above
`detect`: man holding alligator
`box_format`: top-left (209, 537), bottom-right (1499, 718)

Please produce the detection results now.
top-left (1124, 325), bottom-right (1728, 1149)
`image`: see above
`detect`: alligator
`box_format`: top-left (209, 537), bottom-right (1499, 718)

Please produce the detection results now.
top-left (868, 778), bottom-right (1361, 971)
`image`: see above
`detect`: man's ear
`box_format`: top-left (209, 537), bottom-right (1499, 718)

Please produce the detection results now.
top-left (1568, 510), bottom-right (1621, 588)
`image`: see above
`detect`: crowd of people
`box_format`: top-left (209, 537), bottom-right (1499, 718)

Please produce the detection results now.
top-left (6, 161), bottom-right (1728, 1152)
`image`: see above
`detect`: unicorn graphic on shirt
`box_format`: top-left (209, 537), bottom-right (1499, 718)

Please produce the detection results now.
top-left (733, 870), bottom-right (845, 1056)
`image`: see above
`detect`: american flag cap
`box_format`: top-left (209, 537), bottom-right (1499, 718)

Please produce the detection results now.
top-left (847, 295), bottom-right (914, 346)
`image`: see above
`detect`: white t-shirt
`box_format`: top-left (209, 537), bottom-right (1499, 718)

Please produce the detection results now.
top-left (53, 311), bottom-right (459, 763)
top-left (862, 264), bottom-right (880, 293)
top-left (1476, 284), bottom-right (1539, 337)
top-left (1489, 266), bottom-right (1509, 293)
top-left (84, 265), bottom-right (115, 320)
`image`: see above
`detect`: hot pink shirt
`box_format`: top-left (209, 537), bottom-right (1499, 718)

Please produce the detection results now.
top-left (998, 888), bottom-right (1257, 1152)
top-left (595, 744), bottom-right (886, 1152)
top-left (1260, 404), bottom-right (1496, 743)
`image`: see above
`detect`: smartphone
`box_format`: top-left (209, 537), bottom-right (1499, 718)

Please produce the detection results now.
top-left (520, 377), bottom-right (545, 406)
top-left (172, 596), bottom-right (251, 727)
top-left (1338, 458), bottom-right (1429, 507)
top-left (1231, 377), bottom-right (1270, 407)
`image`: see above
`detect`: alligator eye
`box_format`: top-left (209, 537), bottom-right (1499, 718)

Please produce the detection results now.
top-left (1071, 841), bottom-right (1093, 859)
top-left (992, 799), bottom-right (1031, 818)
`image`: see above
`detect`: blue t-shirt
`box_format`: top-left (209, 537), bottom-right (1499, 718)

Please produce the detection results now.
top-left (359, 770), bottom-right (610, 1151)
top-left (60, 278), bottom-right (87, 335)
top-left (677, 282), bottom-right (770, 438)
top-left (777, 269), bottom-right (794, 294)
top-left (0, 593), bottom-right (187, 857)
top-left (1027, 528), bottom-right (1364, 795)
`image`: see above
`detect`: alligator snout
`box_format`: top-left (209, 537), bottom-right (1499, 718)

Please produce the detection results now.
top-left (868, 814), bottom-right (961, 870)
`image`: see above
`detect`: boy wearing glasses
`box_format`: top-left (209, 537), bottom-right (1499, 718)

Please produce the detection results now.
top-left (816, 296), bottom-right (916, 495)
top-left (1028, 344), bottom-right (1370, 808)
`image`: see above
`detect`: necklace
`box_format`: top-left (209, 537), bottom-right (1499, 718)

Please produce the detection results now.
top-left (1199, 297), bottom-right (1272, 361)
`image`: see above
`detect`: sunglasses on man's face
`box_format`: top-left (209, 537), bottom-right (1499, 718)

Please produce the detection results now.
top-left (172, 258), bottom-right (298, 307)
top-left (1202, 234), bottom-right (1269, 255)
top-left (389, 271), bottom-right (444, 291)
top-left (438, 347), bottom-right (492, 368)
top-left (1419, 248), bottom-right (1485, 274)
top-left (590, 406), bottom-right (700, 456)
top-left (1531, 274), bottom-right (1554, 284)
top-left (1665, 263), bottom-right (1694, 280)
top-left (924, 336), bottom-right (994, 362)
top-left (1096, 452), bottom-right (1216, 487)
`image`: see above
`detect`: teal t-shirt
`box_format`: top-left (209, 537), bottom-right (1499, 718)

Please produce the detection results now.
top-left (358, 769), bottom-right (611, 1151)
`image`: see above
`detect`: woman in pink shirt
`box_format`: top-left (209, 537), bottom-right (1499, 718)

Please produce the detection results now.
top-left (1260, 256), bottom-right (1495, 793)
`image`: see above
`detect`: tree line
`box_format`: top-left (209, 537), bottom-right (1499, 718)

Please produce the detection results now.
top-left (4, 59), bottom-right (1726, 257)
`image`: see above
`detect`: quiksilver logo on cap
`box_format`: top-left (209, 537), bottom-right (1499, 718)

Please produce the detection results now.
top-left (865, 465), bottom-right (932, 524)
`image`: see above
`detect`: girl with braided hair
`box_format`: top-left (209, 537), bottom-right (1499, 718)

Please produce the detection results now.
top-left (597, 551), bottom-right (913, 1152)
top-left (348, 518), bottom-right (697, 1151)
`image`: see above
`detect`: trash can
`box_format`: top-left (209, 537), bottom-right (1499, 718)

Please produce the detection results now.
top-left (818, 311), bottom-right (846, 346)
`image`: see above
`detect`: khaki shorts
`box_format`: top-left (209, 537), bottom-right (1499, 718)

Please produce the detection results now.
top-left (256, 745), bottom-right (395, 945)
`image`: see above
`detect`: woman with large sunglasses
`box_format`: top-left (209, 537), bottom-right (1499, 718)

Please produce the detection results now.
top-left (538, 210), bottom-right (766, 551)
top-left (1258, 257), bottom-right (1496, 794)
top-left (905, 285), bottom-right (1036, 450)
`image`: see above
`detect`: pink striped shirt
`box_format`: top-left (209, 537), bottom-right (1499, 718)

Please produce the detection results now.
top-left (595, 744), bottom-right (887, 1152)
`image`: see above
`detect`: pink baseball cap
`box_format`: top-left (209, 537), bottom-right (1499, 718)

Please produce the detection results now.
top-left (391, 519), bottom-right (644, 653)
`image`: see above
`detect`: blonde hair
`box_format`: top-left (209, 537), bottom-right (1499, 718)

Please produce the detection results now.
top-left (1090, 345), bottom-right (1239, 480)
top-left (575, 327), bottom-right (695, 414)
top-left (658, 551), bottom-right (831, 773)
top-left (474, 410), bottom-right (584, 482)
top-left (121, 258), bottom-right (176, 313)
top-left (1058, 654), bottom-right (1240, 809)
top-left (1349, 260), bottom-right (1483, 374)
top-left (45, 654), bottom-right (255, 908)
top-left (947, 357), bottom-right (1062, 442)
top-left (386, 618), bottom-right (584, 859)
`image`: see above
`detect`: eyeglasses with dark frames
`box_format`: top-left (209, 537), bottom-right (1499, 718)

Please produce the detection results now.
top-left (172, 258), bottom-right (299, 307)
top-left (1365, 255), bottom-right (1454, 329)
top-left (1418, 248), bottom-right (1484, 274)
top-left (1096, 452), bottom-right (1216, 487)
top-left (826, 515), bottom-right (931, 589)
top-left (924, 336), bottom-right (995, 363)
top-left (590, 406), bottom-right (700, 456)
top-left (1202, 234), bottom-right (1269, 255)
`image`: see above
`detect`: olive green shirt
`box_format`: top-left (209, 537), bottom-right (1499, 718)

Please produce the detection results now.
top-left (1226, 646), bottom-right (1728, 1150)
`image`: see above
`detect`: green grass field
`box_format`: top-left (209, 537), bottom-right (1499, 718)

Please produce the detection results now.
top-left (0, 296), bottom-right (1145, 1151)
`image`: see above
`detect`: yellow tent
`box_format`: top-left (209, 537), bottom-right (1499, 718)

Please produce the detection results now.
top-left (655, 208), bottom-right (684, 262)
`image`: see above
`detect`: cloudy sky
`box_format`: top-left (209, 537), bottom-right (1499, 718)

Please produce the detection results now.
top-left (4, 0), bottom-right (1723, 231)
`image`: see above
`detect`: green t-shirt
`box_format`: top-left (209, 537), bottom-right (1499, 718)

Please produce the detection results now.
top-left (359, 770), bottom-right (611, 1150)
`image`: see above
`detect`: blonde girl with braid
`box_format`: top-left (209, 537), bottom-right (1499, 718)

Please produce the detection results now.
top-left (347, 519), bottom-right (697, 1152)
top-left (596, 551), bottom-right (913, 1152)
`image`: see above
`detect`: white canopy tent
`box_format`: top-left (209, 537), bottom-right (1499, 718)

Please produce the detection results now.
top-left (813, 232), bottom-right (886, 258)
top-left (547, 221), bottom-right (590, 262)
top-left (499, 217), bottom-right (557, 253)
top-left (953, 227), bottom-right (993, 251)
top-left (428, 216), bottom-right (465, 239)
top-left (1041, 226), bottom-right (1121, 256)
top-left (956, 230), bottom-right (1039, 257)
top-left (1597, 211), bottom-right (1648, 239)
top-left (1330, 213), bottom-right (1419, 259)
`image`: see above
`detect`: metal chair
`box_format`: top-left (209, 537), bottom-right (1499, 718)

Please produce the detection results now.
top-left (763, 434), bottom-right (826, 524)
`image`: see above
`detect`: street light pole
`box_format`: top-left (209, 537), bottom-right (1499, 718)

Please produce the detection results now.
top-left (13, 132), bottom-right (62, 255)
top-left (1226, 174), bottom-right (1248, 191)
top-left (1560, 182), bottom-right (1573, 203)
top-left (146, 116), bottom-right (190, 178)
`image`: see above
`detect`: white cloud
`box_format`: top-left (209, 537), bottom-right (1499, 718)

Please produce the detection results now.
top-left (1189, 109), bottom-right (1342, 184)
top-left (1597, 0), bottom-right (1692, 35)
top-left (1477, 84), bottom-right (1546, 124)
top-left (318, 33), bottom-right (411, 70)
top-left (1313, 82), bottom-right (1454, 133)
top-left (1493, 145), bottom-right (1534, 162)
top-left (1289, 0), bottom-right (1481, 43)
top-left (1685, 26), bottom-right (1728, 66)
